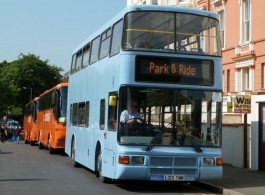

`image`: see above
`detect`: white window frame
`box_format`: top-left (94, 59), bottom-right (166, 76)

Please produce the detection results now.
top-left (218, 9), bottom-right (225, 49)
top-left (241, 68), bottom-right (250, 90)
top-left (235, 59), bottom-right (254, 92)
top-left (240, 0), bottom-right (251, 44)
top-left (200, 31), bottom-right (205, 51)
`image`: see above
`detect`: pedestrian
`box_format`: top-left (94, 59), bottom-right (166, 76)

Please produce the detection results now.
top-left (1, 123), bottom-right (8, 144)
top-left (13, 125), bottom-right (21, 144)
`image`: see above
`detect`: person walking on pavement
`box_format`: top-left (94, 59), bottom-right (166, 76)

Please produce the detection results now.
top-left (13, 125), bottom-right (21, 144)
top-left (1, 123), bottom-right (8, 144)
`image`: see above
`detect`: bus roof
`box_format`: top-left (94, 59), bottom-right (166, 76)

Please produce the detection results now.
top-left (39, 83), bottom-right (68, 97)
top-left (73, 5), bottom-right (218, 54)
top-left (25, 96), bottom-right (39, 106)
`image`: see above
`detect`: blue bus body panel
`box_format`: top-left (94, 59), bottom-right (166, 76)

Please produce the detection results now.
top-left (113, 146), bottom-right (222, 181)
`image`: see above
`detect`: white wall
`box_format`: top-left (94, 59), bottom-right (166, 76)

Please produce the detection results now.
top-left (222, 125), bottom-right (251, 168)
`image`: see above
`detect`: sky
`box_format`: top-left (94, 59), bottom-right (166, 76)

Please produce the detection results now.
top-left (0, 0), bottom-right (127, 75)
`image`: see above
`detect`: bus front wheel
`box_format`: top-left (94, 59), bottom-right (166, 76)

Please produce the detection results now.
top-left (71, 139), bottom-right (79, 167)
top-left (48, 137), bottom-right (55, 154)
top-left (96, 147), bottom-right (109, 183)
top-left (38, 133), bottom-right (44, 149)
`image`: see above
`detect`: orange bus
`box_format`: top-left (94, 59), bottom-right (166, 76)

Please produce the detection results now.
top-left (38, 83), bottom-right (68, 154)
top-left (24, 97), bottom-right (39, 145)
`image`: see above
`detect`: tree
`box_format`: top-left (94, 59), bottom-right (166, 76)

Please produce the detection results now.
top-left (0, 53), bottom-right (64, 118)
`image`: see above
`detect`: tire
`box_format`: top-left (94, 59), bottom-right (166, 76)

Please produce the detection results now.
top-left (38, 141), bottom-right (44, 149)
top-left (96, 147), bottom-right (110, 183)
top-left (71, 139), bottom-right (79, 167)
top-left (48, 137), bottom-right (55, 154)
top-left (38, 133), bottom-right (44, 149)
top-left (30, 141), bottom-right (34, 146)
top-left (25, 139), bottom-right (29, 144)
top-left (49, 147), bottom-right (55, 154)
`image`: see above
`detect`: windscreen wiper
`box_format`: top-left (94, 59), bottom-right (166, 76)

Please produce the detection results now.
top-left (145, 133), bottom-right (163, 152)
top-left (176, 124), bottom-right (202, 153)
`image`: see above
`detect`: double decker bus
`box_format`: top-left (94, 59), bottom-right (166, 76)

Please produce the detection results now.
top-left (65, 5), bottom-right (223, 182)
top-left (38, 83), bottom-right (68, 154)
top-left (24, 97), bottom-right (39, 145)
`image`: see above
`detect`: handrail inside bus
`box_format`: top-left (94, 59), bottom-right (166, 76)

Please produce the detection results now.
top-left (126, 28), bottom-right (218, 38)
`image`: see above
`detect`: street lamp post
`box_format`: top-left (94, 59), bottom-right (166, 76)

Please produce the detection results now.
top-left (23, 87), bottom-right (32, 101)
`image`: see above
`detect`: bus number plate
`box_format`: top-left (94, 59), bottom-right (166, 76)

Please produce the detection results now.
top-left (163, 175), bottom-right (185, 181)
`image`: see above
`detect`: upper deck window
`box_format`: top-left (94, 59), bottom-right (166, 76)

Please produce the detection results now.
top-left (99, 28), bottom-right (111, 60)
top-left (90, 36), bottom-right (100, 65)
top-left (110, 20), bottom-right (123, 57)
top-left (123, 11), bottom-right (221, 56)
top-left (82, 44), bottom-right (90, 68)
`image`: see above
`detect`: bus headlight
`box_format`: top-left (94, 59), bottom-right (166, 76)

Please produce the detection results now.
top-left (202, 158), bottom-right (215, 166)
top-left (131, 156), bottom-right (144, 165)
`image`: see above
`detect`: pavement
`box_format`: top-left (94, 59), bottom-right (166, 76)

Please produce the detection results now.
top-left (194, 163), bottom-right (265, 195)
top-left (1, 141), bottom-right (265, 195)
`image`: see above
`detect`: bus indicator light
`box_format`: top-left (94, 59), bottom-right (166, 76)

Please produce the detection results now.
top-left (216, 158), bottom-right (223, 166)
top-left (119, 156), bottom-right (130, 164)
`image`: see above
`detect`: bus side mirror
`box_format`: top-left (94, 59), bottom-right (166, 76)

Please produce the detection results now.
top-left (109, 96), bottom-right (117, 106)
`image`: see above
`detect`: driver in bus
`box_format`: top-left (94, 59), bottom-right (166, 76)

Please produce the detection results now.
top-left (120, 99), bottom-right (141, 123)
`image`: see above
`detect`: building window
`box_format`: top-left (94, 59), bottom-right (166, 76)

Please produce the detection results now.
top-left (222, 70), bottom-right (224, 92)
top-left (242, 68), bottom-right (250, 90)
top-left (227, 69), bottom-right (230, 92)
top-left (218, 10), bottom-right (225, 48)
top-left (238, 67), bottom-right (251, 91)
top-left (152, 0), bottom-right (158, 5)
top-left (200, 32), bottom-right (205, 51)
top-left (261, 63), bottom-right (265, 89)
top-left (241, 0), bottom-right (251, 44)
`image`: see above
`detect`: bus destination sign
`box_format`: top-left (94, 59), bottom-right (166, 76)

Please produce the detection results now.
top-left (135, 56), bottom-right (214, 86)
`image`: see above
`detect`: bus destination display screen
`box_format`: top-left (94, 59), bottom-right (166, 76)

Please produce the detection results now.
top-left (135, 56), bottom-right (214, 86)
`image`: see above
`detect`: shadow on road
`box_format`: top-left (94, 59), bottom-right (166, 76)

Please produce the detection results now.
top-left (0, 178), bottom-right (47, 182)
top-left (0, 152), bottom-right (13, 154)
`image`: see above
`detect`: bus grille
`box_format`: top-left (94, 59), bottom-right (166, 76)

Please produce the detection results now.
top-left (150, 157), bottom-right (197, 166)
top-left (149, 157), bottom-right (197, 175)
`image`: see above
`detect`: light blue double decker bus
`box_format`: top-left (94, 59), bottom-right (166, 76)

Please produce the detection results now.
top-left (65, 5), bottom-right (223, 183)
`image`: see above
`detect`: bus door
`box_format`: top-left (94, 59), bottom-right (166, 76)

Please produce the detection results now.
top-left (102, 92), bottom-right (118, 178)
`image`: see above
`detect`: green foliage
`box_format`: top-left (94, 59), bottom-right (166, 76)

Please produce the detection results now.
top-left (0, 53), bottom-right (64, 117)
